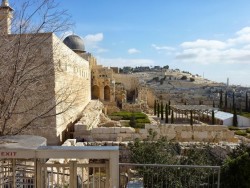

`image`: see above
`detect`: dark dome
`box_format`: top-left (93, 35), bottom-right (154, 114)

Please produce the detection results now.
top-left (63, 35), bottom-right (85, 52)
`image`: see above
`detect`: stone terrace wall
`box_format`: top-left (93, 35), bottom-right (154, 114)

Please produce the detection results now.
top-left (88, 124), bottom-right (237, 143)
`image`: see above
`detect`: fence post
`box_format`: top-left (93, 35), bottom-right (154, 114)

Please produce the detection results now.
top-left (105, 160), bottom-right (110, 188)
top-left (12, 159), bottom-right (16, 188)
top-left (109, 151), bottom-right (119, 188)
top-left (69, 160), bottom-right (77, 188)
top-left (36, 159), bottom-right (41, 188)
top-left (217, 167), bottom-right (221, 188)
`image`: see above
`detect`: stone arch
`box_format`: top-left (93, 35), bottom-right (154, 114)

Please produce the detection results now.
top-left (91, 85), bottom-right (100, 99)
top-left (104, 85), bottom-right (110, 101)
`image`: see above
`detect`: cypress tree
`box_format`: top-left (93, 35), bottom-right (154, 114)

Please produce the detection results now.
top-left (161, 102), bottom-right (164, 120)
top-left (225, 91), bottom-right (228, 111)
top-left (171, 110), bottom-right (174, 124)
top-left (249, 100), bottom-right (250, 113)
top-left (165, 104), bottom-right (168, 123)
top-left (233, 92), bottom-right (235, 109)
top-left (129, 114), bottom-right (136, 128)
top-left (157, 103), bottom-right (160, 117)
top-left (246, 92), bottom-right (248, 112)
top-left (233, 107), bottom-right (238, 127)
top-left (212, 110), bottom-right (215, 125)
top-left (168, 100), bottom-right (171, 115)
top-left (190, 110), bottom-right (193, 125)
top-left (219, 90), bottom-right (223, 109)
top-left (212, 100), bottom-right (215, 108)
top-left (154, 100), bottom-right (157, 115)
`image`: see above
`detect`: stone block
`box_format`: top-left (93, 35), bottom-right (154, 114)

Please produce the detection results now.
top-left (101, 127), bottom-right (112, 134)
top-left (125, 127), bottom-right (135, 133)
top-left (133, 133), bottom-right (142, 139)
top-left (139, 129), bottom-right (147, 134)
top-left (114, 127), bottom-right (121, 133)
top-left (194, 131), bottom-right (208, 139)
top-left (109, 133), bottom-right (118, 141)
top-left (91, 128), bottom-right (99, 134)
top-left (180, 131), bottom-right (193, 139)
top-left (106, 141), bottom-right (113, 146)
top-left (94, 134), bottom-right (110, 141)
top-left (145, 124), bottom-right (158, 130)
top-left (117, 133), bottom-right (133, 141)
top-left (74, 123), bottom-right (88, 132)
top-left (193, 126), bottom-right (203, 131)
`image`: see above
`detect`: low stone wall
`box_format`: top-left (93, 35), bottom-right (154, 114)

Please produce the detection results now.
top-left (86, 123), bottom-right (237, 143)
top-left (145, 124), bottom-right (237, 143)
top-left (92, 127), bottom-right (135, 141)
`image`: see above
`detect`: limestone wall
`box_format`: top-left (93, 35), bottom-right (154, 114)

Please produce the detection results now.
top-left (138, 86), bottom-right (156, 107)
top-left (0, 33), bottom-right (91, 145)
top-left (92, 127), bottom-right (135, 141)
top-left (113, 74), bottom-right (139, 92)
top-left (91, 66), bottom-right (115, 102)
top-left (145, 124), bottom-right (237, 142)
top-left (52, 34), bottom-right (91, 143)
top-left (87, 123), bottom-right (237, 143)
top-left (0, 33), bottom-right (58, 142)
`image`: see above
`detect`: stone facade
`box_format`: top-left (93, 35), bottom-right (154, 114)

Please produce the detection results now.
top-left (0, 33), bottom-right (91, 145)
top-left (81, 123), bottom-right (237, 143)
top-left (91, 65), bottom-right (116, 102)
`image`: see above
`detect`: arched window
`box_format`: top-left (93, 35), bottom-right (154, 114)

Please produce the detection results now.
top-left (104, 85), bottom-right (110, 101)
top-left (91, 85), bottom-right (100, 99)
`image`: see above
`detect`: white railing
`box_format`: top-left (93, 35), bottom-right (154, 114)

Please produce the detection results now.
top-left (0, 146), bottom-right (119, 188)
top-left (120, 163), bottom-right (221, 188)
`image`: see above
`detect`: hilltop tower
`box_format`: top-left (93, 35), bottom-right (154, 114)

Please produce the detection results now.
top-left (0, 0), bottom-right (13, 35)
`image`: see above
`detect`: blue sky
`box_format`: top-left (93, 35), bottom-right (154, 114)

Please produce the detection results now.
top-left (12, 0), bottom-right (250, 86)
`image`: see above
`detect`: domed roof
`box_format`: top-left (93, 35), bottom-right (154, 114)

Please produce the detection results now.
top-left (63, 35), bottom-right (85, 52)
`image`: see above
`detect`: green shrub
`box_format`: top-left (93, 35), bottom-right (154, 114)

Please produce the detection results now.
top-left (190, 77), bottom-right (195, 82)
top-left (246, 135), bottom-right (250, 139)
top-left (180, 75), bottom-right (188, 80)
top-left (109, 116), bottom-right (122, 121)
top-left (246, 128), bottom-right (250, 133)
top-left (110, 111), bottom-right (148, 120)
top-left (235, 130), bottom-right (247, 136)
top-left (134, 123), bottom-right (145, 129)
top-left (110, 111), bottom-right (149, 128)
top-left (241, 112), bottom-right (250, 118)
top-left (228, 126), bottom-right (240, 130)
top-left (136, 118), bottom-right (150, 124)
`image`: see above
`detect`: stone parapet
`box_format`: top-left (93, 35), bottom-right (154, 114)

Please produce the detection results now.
top-left (83, 123), bottom-right (238, 143)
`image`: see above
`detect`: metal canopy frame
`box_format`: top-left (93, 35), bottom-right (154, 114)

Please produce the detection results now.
top-left (170, 105), bottom-right (217, 114)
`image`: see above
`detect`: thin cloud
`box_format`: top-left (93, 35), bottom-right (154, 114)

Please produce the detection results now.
top-left (176, 26), bottom-right (250, 65)
top-left (84, 33), bottom-right (103, 43)
top-left (152, 44), bottom-right (175, 52)
top-left (227, 27), bottom-right (250, 45)
top-left (180, 39), bottom-right (226, 49)
top-left (128, 48), bottom-right (140, 54)
top-left (83, 33), bottom-right (108, 53)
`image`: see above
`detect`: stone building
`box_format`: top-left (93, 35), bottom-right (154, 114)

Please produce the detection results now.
top-left (0, 0), bottom-right (91, 145)
top-left (91, 65), bottom-right (116, 102)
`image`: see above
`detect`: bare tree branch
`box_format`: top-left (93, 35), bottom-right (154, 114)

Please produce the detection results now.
top-left (0, 0), bottom-right (87, 137)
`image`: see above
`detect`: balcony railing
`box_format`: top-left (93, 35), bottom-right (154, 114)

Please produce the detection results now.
top-left (119, 163), bottom-right (221, 188)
